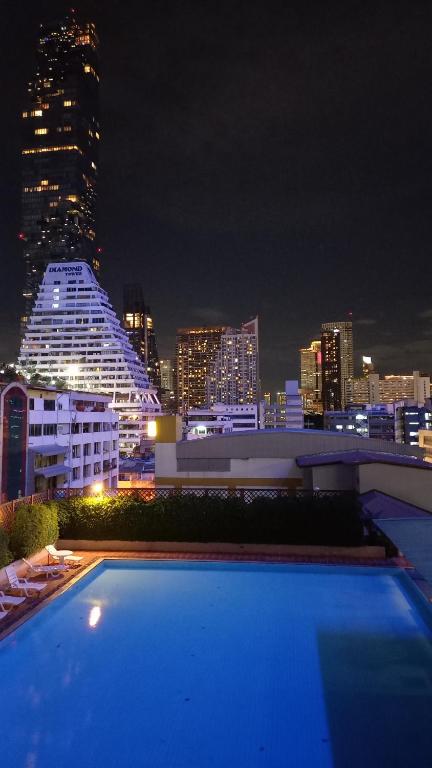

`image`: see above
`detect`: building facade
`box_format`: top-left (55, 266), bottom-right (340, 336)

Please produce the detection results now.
top-left (122, 284), bottom-right (160, 392)
top-left (208, 318), bottom-right (259, 406)
top-left (175, 326), bottom-right (226, 414)
top-left (159, 359), bottom-right (175, 414)
top-left (21, 14), bottom-right (100, 323)
top-left (346, 371), bottom-right (430, 406)
top-left (0, 381), bottom-right (118, 501)
top-left (321, 321), bottom-right (353, 411)
top-left (264, 382), bottom-right (304, 430)
top-left (27, 387), bottom-right (118, 493)
top-left (299, 339), bottom-right (322, 413)
top-left (187, 403), bottom-right (260, 438)
top-left (19, 261), bottom-right (160, 455)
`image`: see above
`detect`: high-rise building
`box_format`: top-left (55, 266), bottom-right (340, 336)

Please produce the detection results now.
top-left (19, 261), bottom-right (160, 455)
top-left (160, 359), bottom-right (175, 413)
top-left (299, 339), bottom-right (322, 413)
top-left (122, 284), bottom-right (160, 392)
top-left (321, 321), bottom-right (353, 410)
top-left (21, 13), bottom-right (100, 324)
top-left (175, 326), bottom-right (226, 414)
top-left (208, 317), bottom-right (259, 406)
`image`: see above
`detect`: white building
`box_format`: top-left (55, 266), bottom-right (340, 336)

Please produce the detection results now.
top-left (208, 318), bottom-right (259, 406)
top-left (264, 381), bottom-right (304, 430)
top-left (27, 386), bottom-right (119, 493)
top-left (187, 403), bottom-right (260, 439)
top-left (19, 261), bottom-right (161, 454)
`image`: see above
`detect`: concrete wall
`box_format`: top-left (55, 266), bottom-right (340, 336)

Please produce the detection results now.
top-left (358, 464), bottom-right (432, 512)
top-left (306, 464), bottom-right (357, 491)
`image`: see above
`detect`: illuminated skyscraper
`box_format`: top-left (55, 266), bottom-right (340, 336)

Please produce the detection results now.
top-left (122, 284), bottom-right (160, 392)
top-left (208, 318), bottom-right (259, 406)
top-left (321, 321), bottom-right (353, 410)
top-left (299, 339), bottom-right (322, 412)
top-left (19, 262), bottom-right (160, 455)
top-left (175, 327), bottom-right (226, 414)
top-left (21, 13), bottom-right (100, 324)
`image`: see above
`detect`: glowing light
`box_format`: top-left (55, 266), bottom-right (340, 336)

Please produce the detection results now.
top-left (88, 605), bottom-right (101, 628)
top-left (147, 420), bottom-right (157, 438)
top-left (91, 482), bottom-right (103, 495)
top-left (66, 364), bottom-right (80, 377)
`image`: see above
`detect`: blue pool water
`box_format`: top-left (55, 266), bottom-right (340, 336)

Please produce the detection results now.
top-left (1, 561), bottom-right (432, 768)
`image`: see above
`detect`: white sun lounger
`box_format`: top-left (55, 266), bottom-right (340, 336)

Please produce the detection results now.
top-left (0, 590), bottom-right (25, 607)
top-left (46, 544), bottom-right (83, 566)
top-left (5, 565), bottom-right (47, 596)
top-left (23, 558), bottom-right (68, 579)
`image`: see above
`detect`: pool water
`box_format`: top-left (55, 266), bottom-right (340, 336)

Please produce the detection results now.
top-left (1, 561), bottom-right (432, 768)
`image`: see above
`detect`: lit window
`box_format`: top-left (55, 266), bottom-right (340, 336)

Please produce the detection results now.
top-left (63, 100), bottom-right (75, 107)
top-left (31, 110), bottom-right (43, 117)
top-left (34, 128), bottom-right (48, 135)
top-left (22, 111), bottom-right (28, 118)
top-left (84, 64), bottom-right (91, 73)
top-left (40, 179), bottom-right (48, 186)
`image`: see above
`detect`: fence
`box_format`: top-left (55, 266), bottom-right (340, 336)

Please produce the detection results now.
top-left (0, 487), bottom-right (353, 532)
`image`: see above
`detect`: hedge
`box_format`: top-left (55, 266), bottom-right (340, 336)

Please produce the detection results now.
top-left (0, 526), bottom-right (12, 568)
top-left (9, 503), bottom-right (59, 559)
top-left (56, 493), bottom-right (364, 547)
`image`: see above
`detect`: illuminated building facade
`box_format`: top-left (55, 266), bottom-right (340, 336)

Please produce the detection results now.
top-left (19, 262), bottom-right (160, 455)
top-left (299, 339), bottom-right (322, 413)
top-left (160, 359), bottom-right (175, 413)
top-left (122, 284), bottom-right (160, 392)
top-left (208, 318), bottom-right (259, 406)
top-left (321, 321), bottom-right (353, 411)
top-left (21, 13), bottom-right (100, 324)
top-left (346, 370), bottom-right (430, 407)
top-left (175, 326), bottom-right (226, 414)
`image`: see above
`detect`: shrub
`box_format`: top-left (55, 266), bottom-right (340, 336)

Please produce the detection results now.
top-left (9, 503), bottom-right (59, 559)
top-left (58, 492), bottom-right (364, 547)
top-left (0, 526), bottom-right (12, 568)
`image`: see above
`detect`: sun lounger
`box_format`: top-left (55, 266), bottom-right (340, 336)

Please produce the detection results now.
top-left (22, 558), bottom-right (68, 579)
top-left (46, 544), bottom-right (83, 566)
top-left (5, 565), bottom-right (47, 596)
top-left (0, 590), bottom-right (25, 607)
top-left (0, 609), bottom-right (7, 620)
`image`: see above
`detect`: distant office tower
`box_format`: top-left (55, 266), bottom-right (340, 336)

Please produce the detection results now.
top-left (160, 359), bottom-right (175, 413)
top-left (299, 340), bottom-right (322, 413)
top-left (21, 14), bottom-right (100, 325)
top-left (19, 262), bottom-right (160, 454)
top-left (176, 326), bottom-right (226, 414)
top-left (321, 321), bottom-right (353, 410)
top-left (122, 284), bottom-right (160, 392)
top-left (208, 317), bottom-right (259, 406)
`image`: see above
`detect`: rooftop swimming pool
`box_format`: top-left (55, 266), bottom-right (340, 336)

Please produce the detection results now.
top-left (1, 560), bottom-right (432, 767)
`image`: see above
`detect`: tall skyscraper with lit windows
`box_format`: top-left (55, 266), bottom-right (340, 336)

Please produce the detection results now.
top-left (21, 13), bottom-right (100, 325)
top-left (175, 326), bottom-right (226, 414)
top-left (321, 321), bottom-right (353, 410)
top-left (208, 318), bottom-right (259, 406)
top-left (122, 284), bottom-right (161, 393)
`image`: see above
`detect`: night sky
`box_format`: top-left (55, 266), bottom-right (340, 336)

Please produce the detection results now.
top-left (1, 0), bottom-right (432, 392)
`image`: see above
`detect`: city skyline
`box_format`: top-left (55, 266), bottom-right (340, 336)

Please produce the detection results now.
top-left (1, 1), bottom-right (432, 392)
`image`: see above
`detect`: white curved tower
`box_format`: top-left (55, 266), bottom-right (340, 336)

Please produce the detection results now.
top-left (19, 262), bottom-right (161, 454)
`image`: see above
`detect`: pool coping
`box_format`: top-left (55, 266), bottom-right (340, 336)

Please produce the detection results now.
top-left (0, 551), bottom-right (427, 643)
